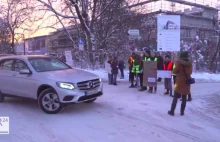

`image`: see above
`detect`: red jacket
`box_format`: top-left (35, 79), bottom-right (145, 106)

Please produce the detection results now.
top-left (163, 61), bottom-right (173, 71)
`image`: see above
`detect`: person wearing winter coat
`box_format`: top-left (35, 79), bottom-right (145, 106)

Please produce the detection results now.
top-left (128, 53), bottom-right (135, 82)
top-left (148, 51), bottom-right (158, 94)
top-left (107, 56), bottom-right (113, 85)
top-left (156, 52), bottom-right (164, 82)
top-left (111, 56), bottom-right (119, 85)
top-left (163, 55), bottom-right (174, 96)
top-left (139, 50), bottom-right (150, 91)
top-left (168, 51), bottom-right (192, 116)
top-left (119, 58), bottom-right (125, 79)
top-left (129, 55), bottom-right (141, 88)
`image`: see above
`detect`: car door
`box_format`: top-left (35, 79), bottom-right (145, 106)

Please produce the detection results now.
top-left (11, 59), bottom-right (38, 98)
top-left (0, 59), bottom-right (16, 95)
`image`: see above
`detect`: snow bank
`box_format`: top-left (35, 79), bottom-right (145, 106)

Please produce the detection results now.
top-left (192, 72), bottom-right (220, 82)
top-left (76, 68), bottom-right (220, 82)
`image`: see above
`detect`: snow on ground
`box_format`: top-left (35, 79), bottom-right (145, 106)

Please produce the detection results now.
top-left (79, 68), bottom-right (220, 82)
top-left (0, 82), bottom-right (220, 142)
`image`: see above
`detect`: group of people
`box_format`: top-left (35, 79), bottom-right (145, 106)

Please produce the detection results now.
top-left (107, 56), bottom-right (126, 85)
top-left (128, 49), bottom-right (193, 116)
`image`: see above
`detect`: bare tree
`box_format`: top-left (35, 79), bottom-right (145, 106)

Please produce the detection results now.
top-left (0, 0), bottom-right (43, 54)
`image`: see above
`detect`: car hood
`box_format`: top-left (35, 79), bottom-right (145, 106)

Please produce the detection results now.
top-left (41, 69), bottom-right (99, 83)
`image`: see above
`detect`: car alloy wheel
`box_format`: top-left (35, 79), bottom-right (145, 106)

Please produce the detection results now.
top-left (38, 88), bottom-right (62, 114)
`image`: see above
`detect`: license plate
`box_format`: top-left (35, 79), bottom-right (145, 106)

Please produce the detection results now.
top-left (85, 90), bottom-right (98, 96)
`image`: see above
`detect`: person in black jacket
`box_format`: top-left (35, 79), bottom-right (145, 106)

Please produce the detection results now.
top-left (111, 56), bottom-right (119, 85)
top-left (139, 50), bottom-right (150, 91)
top-left (148, 51), bottom-right (158, 94)
top-left (156, 52), bottom-right (164, 82)
top-left (119, 57), bottom-right (125, 79)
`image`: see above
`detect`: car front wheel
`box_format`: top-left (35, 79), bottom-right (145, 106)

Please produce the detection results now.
top-left (38, 88), bottom-right (62, 114)
top-left (0, 91), bottom-right (4, 103)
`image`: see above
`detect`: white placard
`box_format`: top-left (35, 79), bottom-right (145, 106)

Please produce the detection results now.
top-left (157, 70), bottom-right (172, 78)
top-left (0, 117), bottom-right (9, 134)
top-left (105, 62), bottom-right (112, 74)
top-left (157, 15), bottom-right (180, 51)
top-left (64, 50), bottom-right (73, 66)
top-left (79, 44), bottom-right (84, 50)
top-left (148, 77), bottom-right (156, 83)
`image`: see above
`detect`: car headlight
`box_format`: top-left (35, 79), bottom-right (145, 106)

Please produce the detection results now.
top-left (56, 82), bottom-right (75, 90)
top-left (99, 78), bottom-right (102, 82)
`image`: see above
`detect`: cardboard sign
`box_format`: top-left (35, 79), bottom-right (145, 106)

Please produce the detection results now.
top-left (143, 61), bottom-right (157, 87)
top-left (157, 70), bottom-right (172, 78)
top-left (64, 50), bottom-right (73, 66)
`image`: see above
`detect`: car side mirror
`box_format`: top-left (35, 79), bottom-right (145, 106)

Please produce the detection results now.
top-left (19, 69), bottom-right (32, 75)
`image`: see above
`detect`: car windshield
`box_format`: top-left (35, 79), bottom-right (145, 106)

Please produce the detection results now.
top-left (29, 57), bottom-right (71, 72)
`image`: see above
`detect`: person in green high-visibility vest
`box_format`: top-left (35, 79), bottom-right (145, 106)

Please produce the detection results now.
top-left (147, 51), bottom-right (158, 94)
top-left (129, 55), bottom-right (142, 88)
top-left (139, 49), bottom-right (150, 91)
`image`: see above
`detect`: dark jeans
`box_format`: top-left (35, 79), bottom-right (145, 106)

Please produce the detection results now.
top-left (130, 73), bottom-right (135, 85)
top-left (139, 73), bottom-right (143, 87)
top-left (170, 92), bottom-right (187, 113)
top-left (108, 73), bottom-right (113, 84)
top-left (173, 75), bottom-right (176, 85)
top-left (119, 68), bottom-right (124, 78)
top-left (112, 74), bottom-right (117, 85)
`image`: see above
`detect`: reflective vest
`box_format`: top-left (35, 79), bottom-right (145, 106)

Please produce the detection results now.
top-left (163, 61), bottom-right (173, 70)
top-left (131, 60), bottom-right (140, 73)
top-left (172, 64), bottom-right (176, 75)
top-left (147, 57), bottom-right (158, 62)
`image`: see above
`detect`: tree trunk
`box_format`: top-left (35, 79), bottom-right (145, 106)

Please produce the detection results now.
top-left (10, 35), bottom-right (15, 54)
top-left (209, 37), bottom-right (220, 72)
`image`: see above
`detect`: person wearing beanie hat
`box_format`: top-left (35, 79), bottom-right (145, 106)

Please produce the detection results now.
top-left (163, 55), bottom-right (174, 96)
top-left (139, 50), bottom-right (151, 92)
top-left (168, 51), bottom-right (192, 116)
top-left (147, 51), bottom-right (158, 94)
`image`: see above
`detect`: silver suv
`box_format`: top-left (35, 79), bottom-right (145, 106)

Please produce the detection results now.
top-left (0, 55), bottom-right (103, 114)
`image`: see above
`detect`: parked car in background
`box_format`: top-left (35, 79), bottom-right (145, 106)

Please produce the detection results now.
top-left (0, 55), bottom-right (103, 114)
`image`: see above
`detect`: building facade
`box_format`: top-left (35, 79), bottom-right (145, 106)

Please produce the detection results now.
top-left (24, 35), bottom-right (47, 55)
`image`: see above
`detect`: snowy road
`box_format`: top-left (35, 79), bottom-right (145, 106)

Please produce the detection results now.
top-left (1, 82), bottom-right (220, 142)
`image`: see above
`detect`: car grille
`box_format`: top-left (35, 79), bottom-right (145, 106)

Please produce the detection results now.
top-left (78, 92), bottom-right (102, 102)
top-left (77, 79), bottom-right (100, 91)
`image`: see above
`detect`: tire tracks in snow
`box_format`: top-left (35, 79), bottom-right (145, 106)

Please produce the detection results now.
top-left (92, 103), bottom-right (214, 142)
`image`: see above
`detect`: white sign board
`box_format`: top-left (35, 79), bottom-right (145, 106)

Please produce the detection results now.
top-left (79, 44), bottom-right (84, 50)
top-left (128, 29), bottom-right (140, 36)
top-left (157, 70), bottom-right (172, 78)
top-left (64, 50), bottom-right (73, 66)
top-left (157, 15), bottom-right (180, 51)
top-left (105, 62), bottom-right (112, 74)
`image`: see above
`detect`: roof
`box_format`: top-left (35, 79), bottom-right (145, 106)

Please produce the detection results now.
top-left (0, 55), bottom-right (51, 60)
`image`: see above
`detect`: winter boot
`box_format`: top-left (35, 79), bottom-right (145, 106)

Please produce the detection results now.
top-left (168, 110), bottom-right (174, 116)
top-left (129, 84), bottom-right (135, 88)
top-left (139, 87), bottom-right (147, 92)
top-left (148, 89), bottom-right (153, 93)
